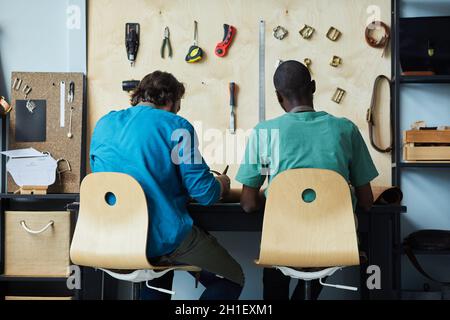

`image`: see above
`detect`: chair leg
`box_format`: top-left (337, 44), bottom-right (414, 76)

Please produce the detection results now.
top-left (304, 280), bottom-right (312, 300)
top-left (132, 283), bottom-right (141, 300)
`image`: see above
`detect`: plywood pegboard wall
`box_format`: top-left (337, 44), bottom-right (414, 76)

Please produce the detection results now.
top-left (88, 0), bottom-right (392, 187)
top-left (9, 72), bottom-right (86, 193)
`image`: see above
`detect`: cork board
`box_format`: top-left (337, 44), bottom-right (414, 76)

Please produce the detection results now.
top-left (8, 72), bottom-right (86, 193)
top-left (88, 0), bottom-right (392, 187)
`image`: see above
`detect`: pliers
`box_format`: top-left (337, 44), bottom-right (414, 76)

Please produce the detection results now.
top-left (161, 27), bottom-right (173, 59)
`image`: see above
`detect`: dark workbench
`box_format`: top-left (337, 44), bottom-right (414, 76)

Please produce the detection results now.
top-left (0, 195), bottom-right (406, 300)
top-left (188, 203), bottom-right (406, 300)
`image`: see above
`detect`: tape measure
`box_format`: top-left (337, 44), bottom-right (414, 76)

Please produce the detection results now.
top-left (186, 45), bottom-right (204, 63)
top-left (186, 21), bottom-right (204, 63)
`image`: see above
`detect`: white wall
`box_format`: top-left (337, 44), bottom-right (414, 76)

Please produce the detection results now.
top-left (0, 0), bottom-right (86, 99)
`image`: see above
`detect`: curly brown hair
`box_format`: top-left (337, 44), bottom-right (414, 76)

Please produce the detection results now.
top-left (130, 71), bottom-right (185, 106)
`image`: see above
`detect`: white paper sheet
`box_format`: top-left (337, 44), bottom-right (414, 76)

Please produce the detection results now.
top-left (2, 148), bottom-right (57, 187)
top-left (1, 148), bottom-right (45, 159)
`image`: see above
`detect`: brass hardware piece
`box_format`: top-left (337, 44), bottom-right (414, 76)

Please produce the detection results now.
top-left (428, 48), bottom-right (435, 57)
top-left (56, 158), bottom-right (72, 184)
top-left (299, 25), bottom-right (315, 39)
top-left (304, 58), bottom-right (312, 74)
top-left (273, 26), bottom-right (288, 40)
top-left (326, 27), bottom-right (342, 41)
top-left (57, 158), bottom-right (72, 175)
top-left (23, 85), bottom-right (32, 99)
top-left (13, 78), bottom-right (23, 91)
top-left (25, 100), bottom-right (37, 113)
top-left (332, 88), bottom-right (346, 104)
top-left (428, 41), bottom-right (435, 57)
top-left (330, 56), bottom-right (342, 67)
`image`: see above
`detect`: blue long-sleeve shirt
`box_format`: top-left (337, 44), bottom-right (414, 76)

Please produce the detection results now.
top-left (90, 105), bottom-right (221, 258)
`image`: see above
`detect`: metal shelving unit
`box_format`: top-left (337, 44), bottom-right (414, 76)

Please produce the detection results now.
top-left (395, 162), bottom-right (450, 168)
top-left (0, 194), bottom-right (79, 200)
top-left (0, 195), bottom-right (82, 300)
top-left (400, 75), bottom-right (450, 84)
top-left (393, 0), bottom-right (450, 188)
top-left (392, 0), bottom-right (450, 299)
top-left (398, 249), bottom-right (450, 256)
top-left (0, 276), bottom-right (69, 283)
top-left (392, 4), bottom-right (450, 184)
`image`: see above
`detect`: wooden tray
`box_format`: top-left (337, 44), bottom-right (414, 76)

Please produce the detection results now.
top-left (404, 130), bottom-right (450, 161)
top-left (404, 130), bottom-right (450, 144)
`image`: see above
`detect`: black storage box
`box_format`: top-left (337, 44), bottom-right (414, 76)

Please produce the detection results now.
top-left (400, 16), bottom-right (450, 75)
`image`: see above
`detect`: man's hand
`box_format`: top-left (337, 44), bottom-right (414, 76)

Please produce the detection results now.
top-left (240, 185), bottom-right (266, 213)
top-left (216, 174), bottom-right (231, 198)
top-left (355, 183), bottom-right (374, 212)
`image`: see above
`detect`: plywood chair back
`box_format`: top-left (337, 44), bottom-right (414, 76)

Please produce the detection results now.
top-left (256, 169), bottom-right (360, 268)
top-left (70, 172), bottom-right (152, 270)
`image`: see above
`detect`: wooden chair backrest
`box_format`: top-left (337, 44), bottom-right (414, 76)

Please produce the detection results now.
top-left (257, 169), bottom-right (360, 268)
top-left (70, 172), bottom-right (152, 269)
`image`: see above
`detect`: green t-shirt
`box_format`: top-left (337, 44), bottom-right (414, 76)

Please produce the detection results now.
top-left (236, 111), bottom-right (379, 208)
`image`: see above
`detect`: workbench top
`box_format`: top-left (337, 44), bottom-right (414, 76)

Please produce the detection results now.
top-left (0, 194), bottom-right (406, 232)
top-left (187, 203), bottom-right (406, 232)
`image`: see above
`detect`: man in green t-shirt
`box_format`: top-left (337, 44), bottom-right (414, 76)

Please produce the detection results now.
top-left (236, 60), bottom-right (379, 300)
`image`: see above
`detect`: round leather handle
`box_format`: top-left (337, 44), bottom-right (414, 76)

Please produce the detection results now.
top-left (365, 21), bottom-right (391, 52)
top-left (0, 96), bottom-right (12, 116)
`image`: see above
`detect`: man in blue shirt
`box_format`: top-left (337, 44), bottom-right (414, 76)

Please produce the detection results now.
top-left (90, 71), bottom-right (244, 300)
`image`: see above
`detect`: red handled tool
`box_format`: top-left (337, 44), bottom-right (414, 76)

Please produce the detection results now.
top-left (215, 24), bottom-right (236, 57)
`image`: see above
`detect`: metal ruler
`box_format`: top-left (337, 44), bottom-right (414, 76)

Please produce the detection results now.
top-left (259, 20), bottom-right (266, 123)
top-left (60, 81), bottom-right (66, 127)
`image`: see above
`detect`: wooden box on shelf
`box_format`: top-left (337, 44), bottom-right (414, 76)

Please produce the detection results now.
top-left (403, 130), bottom-right (450, 162)
top-left (4, 211), bottom-right (71, 277)
top-left (5, 296), bottom-right (73, 300)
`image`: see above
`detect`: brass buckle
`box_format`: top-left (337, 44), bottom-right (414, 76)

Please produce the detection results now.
top-left (330, 56), bottom-right (342, 68)
top-left (366, 108), bottom-right (374, 124)
top-left (299, 25), bottom-right (315, 39)
top-left (273, 26), bottom-right (288, 40)
top-left (326, 27), bottom-right (342, 41)
top-left (57, 159), bottom-right (72, 175)
top-left (332, 88), bottom-right (346, 104)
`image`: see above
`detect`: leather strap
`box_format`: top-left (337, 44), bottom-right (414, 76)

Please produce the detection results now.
top-left (404, 244), bottom-right (450, 285)
top-left (367, 75), bottom-right (393, 153)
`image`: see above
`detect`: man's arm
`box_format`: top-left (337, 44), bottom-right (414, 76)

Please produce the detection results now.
top-left (349, 124), bottom-right (379, 212)
top-left (236, 127), bottom-right (267, 212)
top-left (176, 121), bottom-right (228, 205)
top-left (355, 183), bottom-right (374, 212)
top-left (240, 185), bottom-right (266, 213)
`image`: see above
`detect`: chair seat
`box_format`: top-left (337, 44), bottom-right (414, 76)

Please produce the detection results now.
top-left (275, 266), bottom-right (342, 281)
top-left (274, 266), bottom-right (358, 292)
top-left (101, 265), bottom-right (201, 283)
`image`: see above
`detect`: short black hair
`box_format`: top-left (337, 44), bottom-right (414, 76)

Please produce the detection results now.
top-left (273, 60), bottom-right (312, 101)
top-left (131, 71), bottom-right (185, 106)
